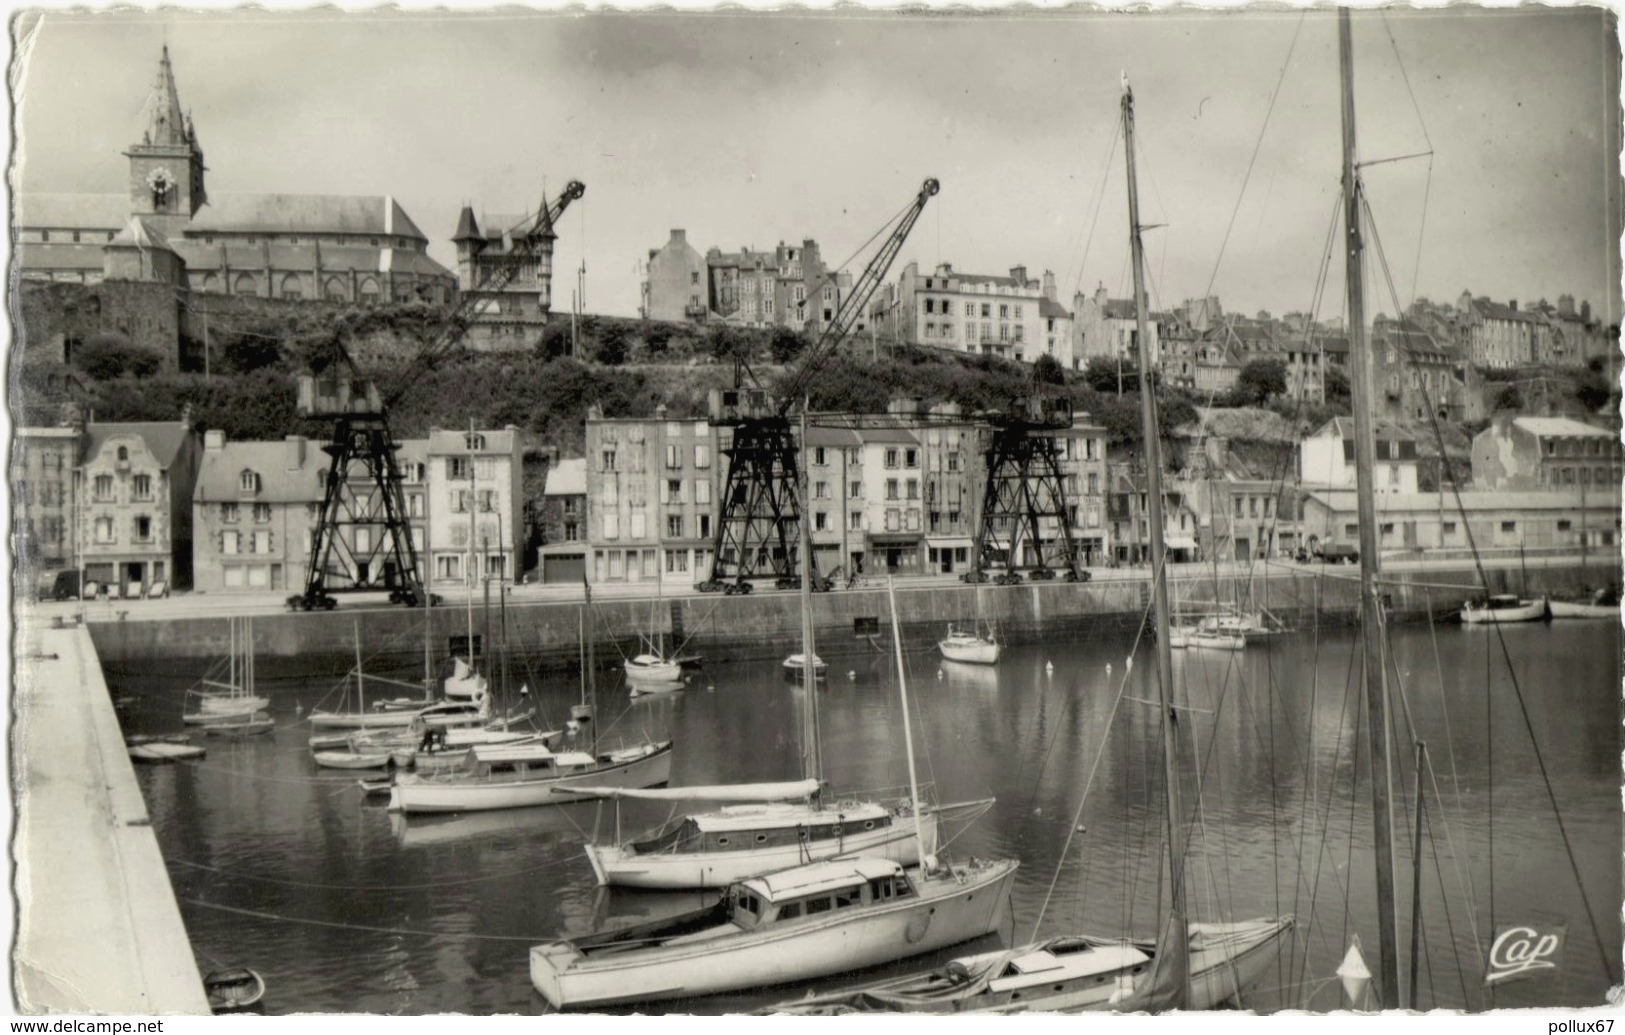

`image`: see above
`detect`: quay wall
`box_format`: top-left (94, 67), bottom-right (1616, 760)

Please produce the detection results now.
top-left (85, 558), bottom-right (1601, 678)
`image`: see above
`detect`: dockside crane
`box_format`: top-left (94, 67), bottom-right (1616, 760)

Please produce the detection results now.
top-left (698, 177), bottom-right (939, 594)
top-left (290, 180), bottom-right (586, 611)
top-left (967, 396), bottom-right (1084, 583)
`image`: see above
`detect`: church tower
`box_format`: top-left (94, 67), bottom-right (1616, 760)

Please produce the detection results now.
top-left (124, 46), bottom-right (207, 236)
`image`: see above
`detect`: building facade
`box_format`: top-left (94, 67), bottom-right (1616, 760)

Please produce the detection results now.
top-left (707, 240), bottom-right (827, 333)
top-left (193, 432), bottom-right (325, 593)
top-left (641, 229), bottom-right (709, 322)
top-left (1301, 490), bottom-right (1619, 557)
top-left (1299, 417), bottom-right (1421, 495)
top-left (1072, 284), bottom-right (1159, 371)
top-left (584, 408), bottom-right (721, 585)
top-left (538, 457), bottom-right (588, 583)
top-left (12, 425), bottom-right (82, 585)
top-left (1470, 416), bottom-right (1622, 492)
top-left (76, 418), bottom-right (202, 595)
top-left (898, 262), bottom-right (1057, 363)
top-left (1457, 293), bottom-right (1540, 369)
top-left (424, 427), bottom-right (524, 590)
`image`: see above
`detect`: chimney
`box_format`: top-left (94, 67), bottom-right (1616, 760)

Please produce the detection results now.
top-left (1581, 300), bottom-right (1592, 323)
top-left (1509, 300), bottom-right (1518, 311)
top-left (1042, 270), bottom-right (1057, 301)
top-left (180, 402), bottom-right (194, 427)
top-left (1009, 265), bottom-right (1028, 286)
top-left (655, 403), bottom-right (668, 420)
top-left (205, 429), bottom-right (226, 451)
top-left (671, 229), bottom-right (687, 245)
top-left (284, 434), bottom-right (305, 467)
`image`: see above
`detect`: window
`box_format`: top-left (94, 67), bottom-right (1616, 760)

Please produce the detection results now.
top-left (132, 474), bottom-right (153, 500)
top-left (452, 490), bottom-right (468, 513)
top-left (665, 549), bottom-right (688, 573)
top-left (253, 530), bottom-right (271, 554)
top-left (849, 481), bottom-right (862, 499)
top-left (695, 480), bottom-right (711, 505)
top-left (905, 448), bottom-right (918, 468)
top-left (116, 446), bottom-right (128, 462)
top-left (667, 515), bottom-right (684, 538)
top-left (667, 479), bottom-right (683, 505)
top-left (947, 451), bottom-right (960, 472)
top-left (906, 479), bottom-right (919, 500)
top-left (94, 475), bottom-right (114, 501)
top-left (694, 444), bottom-right (710, 468)
top-left (1087, 473), bottom-right (1099, 496)
top-left (699, 514), bottom-right (711, 538)
top-left (814, 481), bottom-right (828, 500)
top-left (222, 530), bottom-right (240, 554)
top-left (964, 302), bottom-right (975, 317)
top-left (436, 555), bottom-right (461, 580)
top-left (849, 511), bottom-right (863, 530)
top-left (478, 490), bottom-right (495, 513)
top-left (603, 513), bottom-right (619, 540)
top-left (1234, 497), bottom-right (1244, 517)
top-left (1501, 521), bottom-right (1517, 533)
top-left (601, 449), bottom-right (617, 472)
top-left (814, 511), bottom-right (828, 532)
top-left (666, 444), bottom-right (681, 469)
top-left (409, 494), bottom-right (424, 518)
top-left (254, 503), bottom-right (272, 523)
top-left (239, 470), bottom-right (259, 493)
top-left (448, 457), bottom-right (470, 480)
top-left (1557, 519), bottom-right (1573, 532)
top-left (94, 517), bottom-right (115, 544)
top-left (814, 447), bottom-right (827, 466)
top-left (630, 512), bottom-right (646, 539)
top-left (886, 479), bottom-right (899, 500)
top-left (885, 448), bottom-right (899, 469)
top-left (221, 502), bottom-right (240, 523)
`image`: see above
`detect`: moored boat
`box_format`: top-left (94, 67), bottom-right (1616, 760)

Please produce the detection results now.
top-left (1460, 593), bottom-right (1550, 624)
top-left (1188, 629), bottom-right (1245, 651)
top-left (782, 652), bottom-right (827, 673)
top-left (938, 627), bottom-right (1000, 665)
top-left (127, 738), bottom-right (206, 763)
top-left (1549, 587), bottom-right (1619, 620)
top-left (766, 917), bottom-right (1295, 1014)
top-left (625, 653), bottom-right (684, 686)
top-left (530, 855), bottom-right (1018, 1010)
top-left (388, 739), bottom-right (673, 813)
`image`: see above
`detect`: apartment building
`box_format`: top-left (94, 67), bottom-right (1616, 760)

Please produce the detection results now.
top-left (12, 425), bottom-right (81, 586)
top-left (76, 417), bottom-right (202, 594)
top-left (424, 426), bottom-right (523, 589)
top-left (584, 407), bottom-right (720, 585)
top-left (898, 261), bottom-right (1058, 363)
top-left (1470, 416), bottom-right (1622, 492)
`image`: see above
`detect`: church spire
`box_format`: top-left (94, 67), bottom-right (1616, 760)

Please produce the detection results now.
top-left (145, 45), bottom-right (190, 147)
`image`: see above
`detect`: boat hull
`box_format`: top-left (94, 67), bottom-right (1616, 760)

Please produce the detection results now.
top-left (1461, 599), bottom-right (1549, 624)
top-left (531, 859), bottom-right (1018, 1010)
top-left (768, 916), bottom-right (1293, 1014)
top-left (389, 742), bottom-right (673, 813)
top-left (1188, 633), bottom-right (1244, 651)
top-left (938, 640), bottom-right (1000, 665)
top-left (312, 750), bottom-right (392, 770)
top-left (1549, 600), bottom-right (1618, 619)
top-left (587, 808), bottom-right (942, 889)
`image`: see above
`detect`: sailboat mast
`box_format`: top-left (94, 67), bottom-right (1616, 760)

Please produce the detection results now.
top-left (354, 615), bottom-right (365, 713)
top-left (1122, 74), bottom-right (1189, 1011)
top-left (798, 406), bottom-right (822, 784)
top-left (885, 578), bottom-right (929, 864)
top-left (1339, 8), bottom-right (1402, 1009)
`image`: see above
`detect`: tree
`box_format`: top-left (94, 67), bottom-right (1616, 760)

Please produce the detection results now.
top-left (596, 322), bottom-right (629, 366)
top-left (1574, 367), bottom-right (1612, 412)
top-left (1490, 381), bottom-right (1522, 413)
top-left (73, 332), bottom-right (161, 380)
top-left (1228, 358), bottom-right (1287, 407)
top-left (770, 326), bottom-right (807, 364)
top-left (1083, 355), bottom-right (1137, 393)
top-left (1032, 353), bottom-right (1065, 386)
top-left (1324, 365), bottom-right (1351, 408)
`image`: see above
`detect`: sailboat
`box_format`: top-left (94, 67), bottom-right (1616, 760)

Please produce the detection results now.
top-left (1550, 478), bottom-right (1620, 618)
top-left (530, 577), bottom-right (1019, 1010)
top-left (625, 570), bottom-right (684, 688)
top-left (183, 616), bottom-right (272, 728)
top-left (308, 618), bottom-right (489, 750)
top-left (764, 74), bottom-right (1292, 1016)
top-left (938, 581), bottom-right (1001, 664)
top-left (388, 579), bottom-right (672, 813)
top-left (578, 410), bottom-right (976, 889)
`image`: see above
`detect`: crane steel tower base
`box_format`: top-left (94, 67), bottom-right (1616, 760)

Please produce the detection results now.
top-left (968, 399), bottom-right (1084, 584)
top-left (698, 398), bottom-right (807, 594)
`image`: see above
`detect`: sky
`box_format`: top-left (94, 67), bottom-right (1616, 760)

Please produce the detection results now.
top-left (9, 5), bottom-right (1622, 326)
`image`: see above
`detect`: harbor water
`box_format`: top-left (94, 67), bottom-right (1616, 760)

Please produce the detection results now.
top-left (116, 614), bottom-right (1621, 1013)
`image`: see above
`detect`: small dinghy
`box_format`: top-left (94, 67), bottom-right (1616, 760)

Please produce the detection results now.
top-left (203, 968), bottom-right (266, 1014)
top-left (127, 737), bottom-right (205, 764)
top-left (312, 750), bottom-right (393, 771)
top-left (200, 713), bottom-right (275, 738)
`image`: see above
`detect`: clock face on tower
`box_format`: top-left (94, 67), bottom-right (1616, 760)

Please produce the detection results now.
top-left (146, 166), bottom-right (176, 202)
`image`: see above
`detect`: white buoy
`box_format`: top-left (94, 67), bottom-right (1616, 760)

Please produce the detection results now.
top-left (1045, 660), bottom-right (1054, 675)
top-left (847, 671), bottom-right (856, 680)
top-left (1336, 939), bottom-right (1372, 1008)
top-left (1106, 662), bottom-right (1112, 676)
top-left (1126, 657), bottom-right (1133, 671)
top-left (937, 669), bottom-right (944, 680)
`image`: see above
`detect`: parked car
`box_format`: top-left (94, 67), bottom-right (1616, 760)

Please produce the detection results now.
top-left (1320, 543), bottom-right (1360, 565)
top-left (37, 570), bottom-right (80, 601)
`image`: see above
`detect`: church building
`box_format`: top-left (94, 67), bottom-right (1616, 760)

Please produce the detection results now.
top-left (15, 47), bottom-right (456, 305)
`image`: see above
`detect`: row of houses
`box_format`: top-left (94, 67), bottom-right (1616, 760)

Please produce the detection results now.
top-left (14, 409), bottom-right (1616, 598)
top-left (12, 415), bottom-right (523, 599)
